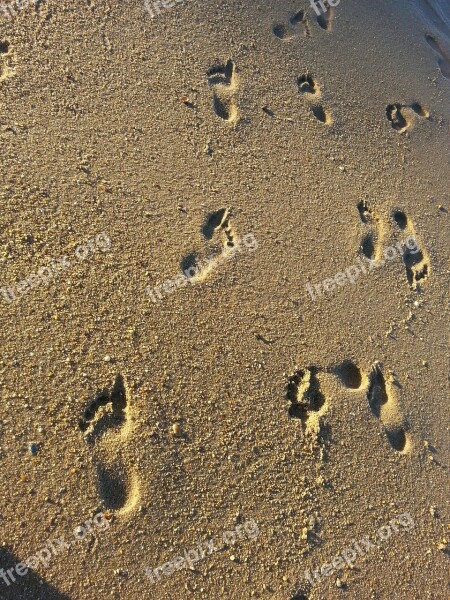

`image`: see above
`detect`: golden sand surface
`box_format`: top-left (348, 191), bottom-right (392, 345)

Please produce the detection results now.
top-left (0, 0), bottom-right (449, 598)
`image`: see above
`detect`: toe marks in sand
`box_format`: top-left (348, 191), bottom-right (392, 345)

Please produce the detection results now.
top-left (80, 375), bottom-right (139, 515)
top-left (207, 59), bottom-right (238, 123)
top-left (297, 73), bottom-right (332, 125)
top-left (386, 102), bottom-right (429, 133)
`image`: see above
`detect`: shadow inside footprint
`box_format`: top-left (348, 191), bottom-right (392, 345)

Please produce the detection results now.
top-left (361, 232), bottom-right (375, 259)
top-left (202, 208), bottom-right (228, 239)
top-left (367, 364), bottom-right (388, 417)
top-left (311, 104), bottom-right (331, 124)
top-left (335, 361), bottom-right (362, 389)
top-left (386, 427), bottom-right (407, 453)
top-left (97, 465), bottom-right (128, 510)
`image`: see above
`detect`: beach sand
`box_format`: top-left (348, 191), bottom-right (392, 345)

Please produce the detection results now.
top-left (0, 0), bottom-right (449, 598)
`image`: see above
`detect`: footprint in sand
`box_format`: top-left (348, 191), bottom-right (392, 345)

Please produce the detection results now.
top-left (425, 34), bottom-right (450, 79)
top-left (272, 9), bottom-right (311, 40)
top-left (297, 73), bottom-right (333, 125)
top-left (386, 102), bottom-right (429, 133)
top-left (357, 199), bottom-right (384, 261)
top-left (0, 41), bottom-right (15, 83)
top-left (312, 0), bottom-right (336, 32)
top-left (366, 362), bottom-right (411, 453)
top-left (180, 207), bottom-right (237, 282)
top-left (207, 59), bottom-right (239, 123)
top-left (286, 367), bottom-right (329, 442)
top-left (286, 360), bottom-right (411, 454)
top-left (391, 209), bottom-right (430, 290)
top-left (79, 374), bottom-right (140, 515)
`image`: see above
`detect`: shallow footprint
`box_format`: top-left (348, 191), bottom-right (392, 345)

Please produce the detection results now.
top-left (80, 374), bottom-right (140, 515)
top-left (367, 363), bottom-right (411, 453)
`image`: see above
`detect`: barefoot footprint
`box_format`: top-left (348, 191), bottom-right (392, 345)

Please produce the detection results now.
top-left (391, 209), bottom-right (430, 290)
top-left (386, 102), bottom-right (429, 133)
top-left (356, 199), bottom-right (384, 261)
top-left (311, 0), bottom-right (336, 32)
top-left (286, 360), bottom-right (412, 454)
top-left (272, 9), bottom-right (311, 40)
top-left (367, 362), bottom-right (411, 453)
top-left (180, 208), bottom-right (237, 282)
top-left (297, 73), bottom-right (332, 125)
top-left (80, 374), bottom-right (140, 515)
top-left (207, 59), bottom-right (239, 123)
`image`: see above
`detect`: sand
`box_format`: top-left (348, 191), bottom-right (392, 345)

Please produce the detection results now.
top-left (0, 0), bottom-right (449, 598)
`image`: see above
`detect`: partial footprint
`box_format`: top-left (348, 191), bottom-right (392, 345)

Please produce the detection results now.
top-left (367, 363), bottom-right (411, 453)
top-left (286, 367), bottom-right (329, 440)
top-left (207, 59), bottom-right (238, 123)
top-left (273, 9), bottom-right (311, 40)
top-left (425, 34), bottom-right (450, 79)
top-left (0, 41), bottom-right (15, 83)
top-left (80, 375), bottom-right (140, 515)
top-left (312, 0), bottom-right (335, 31)
top-left (180, 207), bottom-right (236, 282)
top-left (386, 102), bottom-right (429, 133)
top-left (392, 209), bottom-right (430, 289)
top-left (297, 73), bottom-right (332, 125)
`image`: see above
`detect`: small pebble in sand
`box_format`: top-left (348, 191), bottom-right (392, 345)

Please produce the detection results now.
top-left (103, 355), bottom-right (112, 363)
top-left (172, 423), bottom-right (182, 437)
